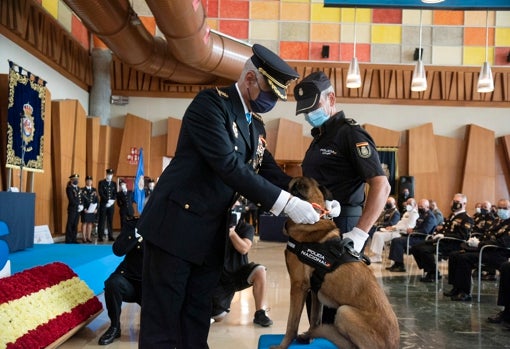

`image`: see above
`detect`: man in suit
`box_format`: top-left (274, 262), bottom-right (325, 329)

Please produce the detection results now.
top-left (137, 44), bottom-right (320, 348)
top-left (116, 179), bottom-right (134, 229)
top-left (98, 169), bottom-right (117, 241)
top-left (98, 218), bottom-right (143, 345)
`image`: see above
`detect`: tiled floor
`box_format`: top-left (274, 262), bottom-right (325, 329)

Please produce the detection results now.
top-left (60, 238), bottom-right (510, 348)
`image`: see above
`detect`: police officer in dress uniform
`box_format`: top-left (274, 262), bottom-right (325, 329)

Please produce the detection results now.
top-left (81, 175), bottom-right (98, 243)
top-left (65, 173), bottom-right (83, 244)
top-left (98, 218), bottom-right (143, 345)
top-left (444, 198), bottom-right (510, 301)
top-left (98, 169), bottom-right (117, 241)
top-left (294, 71), bottom-right (390, 325)
top-left (137, 44), bottom-right (321, 348)
top-left (116, 179), bottom-right (135, 229)
top-left (411, 193), bottom-right (474, 282)
top-left (368, 196), bottom-right (401, 238)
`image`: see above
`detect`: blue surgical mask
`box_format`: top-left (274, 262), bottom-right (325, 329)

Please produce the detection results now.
top-left (497, 208), bottom-right (510, 220)
top-left (305, 107), bottom-right (329, 128)
top-left (248, 85), bottom-right (278, 113)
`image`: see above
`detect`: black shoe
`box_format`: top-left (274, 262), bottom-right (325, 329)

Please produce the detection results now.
top-left (253, 309), bottom-right (273, 327)
top-left (108, 236), bottom-right (115, 242)
top-left (98, 237), bottom-right (104, 242)
top-left (443, 288), bottom-right (460, 297)
top-left (488, 310), bottom-right (510, 324)
top-left (388, 264), bottom-right (406, 272)
top-left (420, 272), bottom-right (441, 283)
top-left (98, 326), bottom-right (121, 345)
top-left (451, 292), bottom-right (472, 302)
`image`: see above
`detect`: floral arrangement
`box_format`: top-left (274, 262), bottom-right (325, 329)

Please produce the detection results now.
top-left (0, 262), bottom-right (102, 348)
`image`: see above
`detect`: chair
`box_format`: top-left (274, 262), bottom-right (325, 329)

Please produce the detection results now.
top-left (0, 221), bottom-right (11, 278)
top-left (476, 244), bottom-right (510, 302)
top-left (435, 236), bottom-right (466, 282)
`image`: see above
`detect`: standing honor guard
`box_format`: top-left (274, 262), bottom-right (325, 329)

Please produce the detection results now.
top-left (98, 169), bottom-right (117, 242)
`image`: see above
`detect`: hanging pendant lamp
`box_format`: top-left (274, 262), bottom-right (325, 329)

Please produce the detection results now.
top-left (346, 8), bottom-right (362, 88)
top-left (411, 10), bottom-right (427, 92)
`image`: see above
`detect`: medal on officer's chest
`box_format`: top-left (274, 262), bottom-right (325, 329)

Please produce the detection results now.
top-left (232, 122), bottom-right (239, 138)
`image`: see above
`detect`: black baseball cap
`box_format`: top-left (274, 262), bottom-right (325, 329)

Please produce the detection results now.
top-left (250, 44), bottom-right (300, 101)
top-left (294, 71), bottom-right (332, 115)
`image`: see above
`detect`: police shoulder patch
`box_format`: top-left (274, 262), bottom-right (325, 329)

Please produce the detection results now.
top-left (356, 142), bottom-right (371, 158)
top-left (346, 118), bottom-right (359, 126)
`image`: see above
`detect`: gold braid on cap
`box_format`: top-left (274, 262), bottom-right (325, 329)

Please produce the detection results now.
top-left (258, 67), bottom-right (292, 100)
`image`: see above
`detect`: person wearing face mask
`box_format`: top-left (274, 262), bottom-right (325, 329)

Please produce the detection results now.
top-left (368, 196), bottom-right (401, 238)
top-left (386, 198), bottom-right (437, 272)
top-left (369, 198), bottom-right (419, 263)
top-left (472, 200), bottom-right (495, 237)
top-left (98, 168), bottom-right (117, 242)
top-left (136, 44), bottom-right (322, 348)
top-left (65, 173), bottom-right (83, 244)
top-left (429, 199), bottom-right (444, 226)
top-left (444, 198), bottom-right (510, 301)
top-left (293, 71), bottom-right (390, 327)
top-left (116, 179), bottom-right (135, 229)
top-left (410, 193), bottom-right (474, 282)
top-left (81, 175), bottom-right (98, 243)
top-left (144, 178), bottom-right (155, 198)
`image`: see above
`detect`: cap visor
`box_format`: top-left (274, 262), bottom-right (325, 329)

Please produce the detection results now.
top-left (295, 97), bottom-right (319, 115)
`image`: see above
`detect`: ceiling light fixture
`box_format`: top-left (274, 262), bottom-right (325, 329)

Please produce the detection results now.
top-left (346, 8), bottom-right (362, 89)
top-left (477, 10), bottom-right (494, 93)
top-left (411, 10), bottom-right (427, 92)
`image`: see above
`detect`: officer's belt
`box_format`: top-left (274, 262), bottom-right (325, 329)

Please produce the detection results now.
top-left (286, 236), bottom-right (367, 293)
top-left (339, 205), bottom-right (363, 217)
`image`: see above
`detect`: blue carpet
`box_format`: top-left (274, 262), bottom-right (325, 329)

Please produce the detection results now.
top-left (9, 244), bottom-right (122, 295)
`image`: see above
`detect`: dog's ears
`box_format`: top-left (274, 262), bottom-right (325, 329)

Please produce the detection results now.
top-left (318, 184), bottom-right (333, 201)
top-left (289, 179), bottom-right (309, 200)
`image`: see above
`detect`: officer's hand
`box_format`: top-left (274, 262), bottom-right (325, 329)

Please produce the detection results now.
top-left (467, 236), bottom-right (480, 247)
top-left (432, 233), bottom-right (444, 240)
top-left (342, 227), bottom-right (368, 253)
top-left (77, 205), bottom-right (84, 212)
top-left (325, 200), bottom-right (341, 218)
top-left (284, 197), bottom-right (320, 224)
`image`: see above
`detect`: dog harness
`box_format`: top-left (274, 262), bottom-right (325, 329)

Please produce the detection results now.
top-left (287, 237), bottom-right (368, 292)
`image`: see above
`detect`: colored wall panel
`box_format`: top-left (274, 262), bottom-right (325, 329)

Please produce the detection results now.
top-left (371, 25), bottom-right (402, 44)
top-left (341, 24), bottom-right (371, 44)
top-left (341, 8), bottom-right (371, 23)
top-left (463, 46), bottom-right (493, 65)
top-left (464, 27), bottom-right (494, 46)
top-left (465, 11), bottom-right (495, 27)
top-left (219, 20), bottom-right (249, 39)
top-left (311, 4), bottom-right (341, 22)
top-left (219, 0), bottom-right (249, 19)
top-left (495, 28), bottom-right (510, 46)
top-left (281, 3), bottom-right (310, 21)
top-left (310, 42), bottom-right (339, 61)
top-left (42, 0), bottom-right (58, 19)
top-left (250, 2), bottom-right (279, 20)
top-left (340, 43), bottom-right (370, 62)
top-left (71, 16), bottom-right (89, 50)
top-left (432, 46), bottom-right (462, 66)
top-left (433, 10), bottom-right (464, 26)
top-left (310, 23), bottom-right (340, 42)
top-left (251, 21), bottom-right (279, 41)
top-left (495, 47), bottom-right (510, 66)
top-left (203, 0), bottom-right (219, 18)
top-left (140, 17), bottom-right (156, 36)
top-left (432, 27), bottom-right (463, 46)
top-left (57, 2), bottom-right (72, 32)
top-left (279, 41), bottom-right (309, 60)
top-left (280, 22), bottom-right (309, 42)
top-left (371, 44), bottom-right (401, 63)
top-left (373, 9), bottom-right (402, 24)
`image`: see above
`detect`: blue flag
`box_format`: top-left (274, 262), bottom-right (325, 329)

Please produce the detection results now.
top-left (134, 148), bottom-right (145, 213)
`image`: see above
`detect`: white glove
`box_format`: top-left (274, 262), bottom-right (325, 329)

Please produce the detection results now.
top-left (284, 197), bottom-right (320, 224)
top-left (106, 199), bottom-right (115, 208)
top-left (325, 200), bottom-right (341, 218)
top-left (467, 236), bottom-right (480, 247)
top-left (77, 205), bottom-right (84, 212)
top-left (343, 227), bottom-right (368, 253)
top-left (432, 233), bottom-right (444, 240)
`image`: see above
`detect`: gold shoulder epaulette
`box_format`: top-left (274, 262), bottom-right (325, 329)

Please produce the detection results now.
top-left (252, 113), bottom-right (264, 125)
top-left (215, 87), bottom-right (229, 98)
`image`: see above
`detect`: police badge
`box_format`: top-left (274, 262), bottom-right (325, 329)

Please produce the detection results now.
top-left (232, 122), bottom-right (239, 138)
top-left (356, 142), bottom-right (371, 158)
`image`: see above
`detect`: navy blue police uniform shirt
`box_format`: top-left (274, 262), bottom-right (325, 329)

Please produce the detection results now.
top-left (302, 111), bottom-right (385, 208)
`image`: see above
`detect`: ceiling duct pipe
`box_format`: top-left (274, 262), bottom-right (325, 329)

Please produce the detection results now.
top-left (145, 0), bottom-right (253, 80)
top-left (63, 0), bottom-right (215, 84)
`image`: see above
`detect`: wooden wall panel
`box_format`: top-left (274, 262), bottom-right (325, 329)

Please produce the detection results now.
top-left (86, 117), bottom-right (100, 180)
top-left (115, 114), bottom-right (151, 177)
top-left (364, 124), bottom-right (401, 147)
top-left (495, 140), bottom-right (510, 200)
top-left (166, 117), bottom-right (182, 157)
top-left (462, 125), bottom-right (496, 211)
top-left (150, 134), bottom-right (167, 180)
top-left (435, 136), bottom-right (465, 216)
top-left (408, 123), bottom-right (441, 212)
top-left (266, 118), bottom-right (304, 162)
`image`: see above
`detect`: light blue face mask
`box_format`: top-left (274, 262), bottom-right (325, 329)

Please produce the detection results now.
top-left (497, 208), bottom-right (510, 220)
top-left (305, 107), bottom-right (329, 128)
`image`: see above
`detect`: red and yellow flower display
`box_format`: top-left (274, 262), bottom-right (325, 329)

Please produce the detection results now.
top-left (0, 262), bottom-right (102, 348)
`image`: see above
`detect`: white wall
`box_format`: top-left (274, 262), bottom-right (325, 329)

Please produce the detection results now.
top-left (3, 34), bottom-right (508, 140)
top-left (0, 34), bottom-right (89, 114)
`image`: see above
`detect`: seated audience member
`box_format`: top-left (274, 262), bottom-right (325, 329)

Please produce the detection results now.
top-left (444, 199), bottom-right (510, 301)
top-left (487, 260), bottom-right (510, 325)
top-left (386, 198), bottom-right (437, 272)
top-left (430, 200), bottom-right (444, 226)
top-left (211, 215), bottom-right (272, 327)
top-left (98, 218), bottom-right (143, 345)
top-left (369, 198), bottom-right (418, 263)
top-left (368, 196), bottom-right (400, 238)
top-left (410, 193), bottom-right (473, 282)
top-left (472, 200), bottom-right (495, 237)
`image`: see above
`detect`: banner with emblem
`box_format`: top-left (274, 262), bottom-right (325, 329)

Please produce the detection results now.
top-left (377, 147), bottom-right (398, 195)
top-left (6, 61), bottom-right (47, 172)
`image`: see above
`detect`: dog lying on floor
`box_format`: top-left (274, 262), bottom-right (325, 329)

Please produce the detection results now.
top-left (271, 176), bottom-right (399, 349)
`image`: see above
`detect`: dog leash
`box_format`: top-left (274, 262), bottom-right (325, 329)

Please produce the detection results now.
top-left (311, 203), bottom-right (330, 218)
